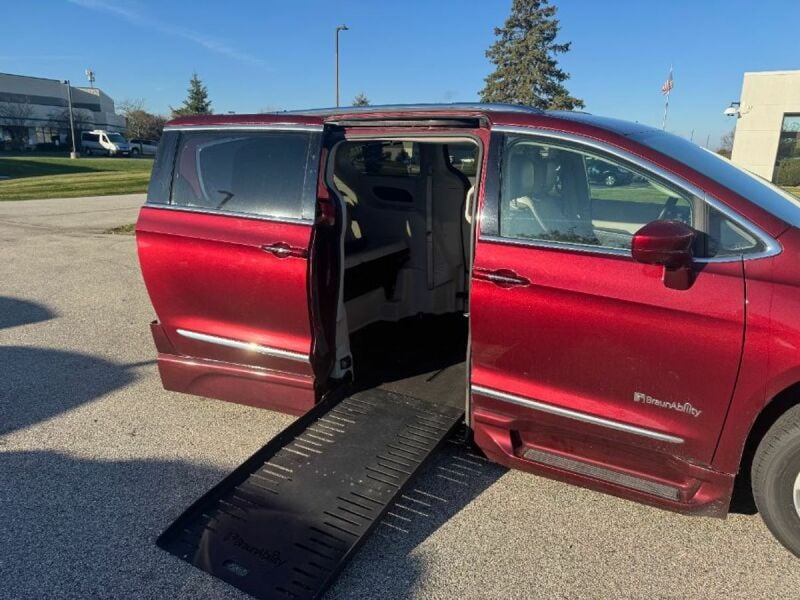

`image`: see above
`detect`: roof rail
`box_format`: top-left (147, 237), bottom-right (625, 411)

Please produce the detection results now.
top-left (284, 102), bottom-right (543, 116)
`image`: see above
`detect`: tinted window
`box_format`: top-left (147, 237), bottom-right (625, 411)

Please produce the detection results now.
top-left (447, 143), bottom-right (479, 177)
top-left (170, 131), bottom-right (312, 219)
top-left (345, 141), bottom-right (420, 177)
top-left (634, 129), bottom-right (800, 228)
top-left (146, 131), bottom-right (179, 204)
top-left (705, 206), bottom-right (763, 257)
top-left (82, 133), bottom-right (99, 143)
top-left (500, 137), bottom-right (693, 251)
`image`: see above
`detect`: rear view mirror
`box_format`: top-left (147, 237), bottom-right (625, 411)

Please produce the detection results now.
top-left (632, 220), bottom-right (696, 290)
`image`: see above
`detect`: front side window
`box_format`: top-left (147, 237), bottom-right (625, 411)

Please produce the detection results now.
top-left (500, 137), bottom-right (693, 251)
top-left (170, 131), bottom-right (312, 219)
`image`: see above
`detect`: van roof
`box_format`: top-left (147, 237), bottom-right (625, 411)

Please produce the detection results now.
top-left (163, 104), bottom-right (668, 140)
top-left (165, 103), bottom-right (553, 129)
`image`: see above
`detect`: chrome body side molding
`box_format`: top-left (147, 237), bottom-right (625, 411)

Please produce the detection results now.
top-left (176, 329), bottom-right (309, 363)
top-left (471, 384), bottom-right (685, 444)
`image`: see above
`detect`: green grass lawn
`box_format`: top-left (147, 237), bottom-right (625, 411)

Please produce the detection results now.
top-left (590, 182), bottom-right (669, 204)
top-left (783, 186), bottom-right (800, 198)
top-left (0, 155), bottom-right (152, 200)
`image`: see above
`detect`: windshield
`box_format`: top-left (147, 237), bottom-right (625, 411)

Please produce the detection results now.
top-left (106, 133), bottom-right (127, 144)
top-left (633, 129), bottom-right (800, 228)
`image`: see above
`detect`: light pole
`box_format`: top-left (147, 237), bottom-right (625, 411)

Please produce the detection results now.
top-left (335, 24), bottom-right (349, 107)
top-left (62, 79), bottom-right (78, 159)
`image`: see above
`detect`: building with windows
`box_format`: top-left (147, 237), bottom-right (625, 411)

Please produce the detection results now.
top-left (0, 72), bottom-right (125, 150)
top-left (730, 70), bottom-right (800, 184)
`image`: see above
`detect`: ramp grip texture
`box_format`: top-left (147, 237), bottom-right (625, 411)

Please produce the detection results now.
top-left (157, 388), bottom-right (463, 599)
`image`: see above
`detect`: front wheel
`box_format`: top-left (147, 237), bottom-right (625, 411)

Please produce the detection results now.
top-left (604, 174), bottom-right (617, 186)
top-left (752, 404), bottom-right (800, 557)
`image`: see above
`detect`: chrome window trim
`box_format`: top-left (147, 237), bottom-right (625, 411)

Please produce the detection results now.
top-left (480, 234), bottom-right (631, 259)
top-left (143, 203), bottom-right (313, 226)
top-left (164, 124), bottom-right (323, 132)
top-left (176, 329), bottom-right (309, 363)
top-left (489, 126), bottom-right (781, 263)
top-left (472, 384), bottom-right (684, 444)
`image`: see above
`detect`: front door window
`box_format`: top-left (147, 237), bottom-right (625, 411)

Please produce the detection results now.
top-left (499, 135), bottom-right (762, 258)
top-left (500, 138), bottom-right (693, 251)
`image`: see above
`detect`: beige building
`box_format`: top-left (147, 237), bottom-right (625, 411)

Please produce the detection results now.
top-left (0, 72), bottom-right (125, 150)
top-left (730, 70), bottom-right (800, 183)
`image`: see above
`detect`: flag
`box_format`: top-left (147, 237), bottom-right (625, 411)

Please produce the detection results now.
top-left (661, 69), bottom-right (674, 95)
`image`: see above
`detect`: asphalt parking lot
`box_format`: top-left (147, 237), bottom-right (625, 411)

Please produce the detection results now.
top-left (2, 195), bottom-right (799, 599)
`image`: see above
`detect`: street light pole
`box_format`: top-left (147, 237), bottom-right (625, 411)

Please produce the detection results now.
top-left (335, 24), bottom-right (349, 107)
top-left (62, 79), bottom-right (78, 159)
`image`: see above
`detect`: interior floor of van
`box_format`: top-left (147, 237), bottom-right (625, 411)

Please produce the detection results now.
top-left (348, 313), bottom-right (468, 411)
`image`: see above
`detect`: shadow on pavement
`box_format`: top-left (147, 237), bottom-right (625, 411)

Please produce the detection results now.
top-left (0, 296), bottom-right (56, 330)
top-left (327, 438), bottom-right (508, 599)
top-left (0, 346), bottom-right (142, 436)
top-left (0, 449), bottom-right (240, 600)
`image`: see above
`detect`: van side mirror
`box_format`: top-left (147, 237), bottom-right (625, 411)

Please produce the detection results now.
top-left (632, 220), bottom-right (696, 290)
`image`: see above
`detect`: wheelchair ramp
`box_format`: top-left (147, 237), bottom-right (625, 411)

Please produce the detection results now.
top-left (157, 388), bottom-right (463, 600)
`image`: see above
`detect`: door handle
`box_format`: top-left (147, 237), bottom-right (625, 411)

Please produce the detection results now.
top-left (261, 242), bottom-right (307, 259)
top-left (474, 267), bottom-right (530, 288)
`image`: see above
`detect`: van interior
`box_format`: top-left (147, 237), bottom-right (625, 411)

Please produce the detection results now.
top-left (327, 137), bottom-right (481, 412)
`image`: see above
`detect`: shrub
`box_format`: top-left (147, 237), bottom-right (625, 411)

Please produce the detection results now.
top-left (776, 158), bottom-right (800, 187)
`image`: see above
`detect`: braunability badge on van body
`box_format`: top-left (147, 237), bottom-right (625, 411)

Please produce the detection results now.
top-left (633, 392), bottom-right (702, 418)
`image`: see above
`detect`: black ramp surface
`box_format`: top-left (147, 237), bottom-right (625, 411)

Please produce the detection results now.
top-left (157, 388), bottom-right (463, 600)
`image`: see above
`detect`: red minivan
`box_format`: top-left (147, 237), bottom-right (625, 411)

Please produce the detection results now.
top-left (136, 104), bottom-right (800, 557)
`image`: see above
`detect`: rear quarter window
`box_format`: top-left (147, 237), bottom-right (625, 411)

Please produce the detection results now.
top-left (146, 131), bottom-right (179, 204)
top-left (147, 130), bottom-right (317, 220)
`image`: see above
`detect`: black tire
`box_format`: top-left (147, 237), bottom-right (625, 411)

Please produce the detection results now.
top-left (131, 147), bottom-right (140, 156)
top-left (84, 148), bottom-right (91, 156)
top-left (752, 403), bottom-right (800, 556)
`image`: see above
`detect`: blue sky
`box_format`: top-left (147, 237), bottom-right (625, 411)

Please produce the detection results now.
top-left (2, 0), bottom-right (798, 147)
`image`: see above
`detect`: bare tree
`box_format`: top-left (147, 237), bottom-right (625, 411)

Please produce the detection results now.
top-left (48, 107), bottom-right (93, 147)
top-left (117, 98), bottom-right (146, 115)
top-left (0, 101), bottom-right (34, 149)
top-left (117, 98), bottom-right (166, 140)
top-left (717, 129), bottom-right (735, 158)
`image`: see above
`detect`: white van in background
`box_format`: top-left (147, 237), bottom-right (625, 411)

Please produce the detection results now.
top-left (81, 130), bottom-right (131, 156)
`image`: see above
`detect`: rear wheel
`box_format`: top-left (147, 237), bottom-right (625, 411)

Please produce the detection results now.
top-left (131, 147), bottom-right (140, 156)
top-left (752, 404), bottom-right (800, 556)
top-left (84, 148), bottom-right (92, 156)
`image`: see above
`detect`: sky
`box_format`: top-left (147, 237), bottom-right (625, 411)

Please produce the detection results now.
top-left (2, 0), bottom-right (798, 147)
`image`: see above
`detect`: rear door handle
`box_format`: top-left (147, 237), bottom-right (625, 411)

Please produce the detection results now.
top-left (261, 242), bottom-right (308, 259)
top-left (474, 267), bottom-right (530, 288)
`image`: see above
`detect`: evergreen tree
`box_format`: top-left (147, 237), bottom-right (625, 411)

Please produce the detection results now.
top-left (480, 0), bottom-right (583, 110)
top-left (171, 73), bottom-right (212, 117)
top-left (352, 93), bottom-right (370, 106)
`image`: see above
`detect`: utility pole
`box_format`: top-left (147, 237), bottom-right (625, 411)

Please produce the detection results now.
top-left (335, 24), bottom-right (349, 107)
top-left (63, 80), bottom-right (78, 159)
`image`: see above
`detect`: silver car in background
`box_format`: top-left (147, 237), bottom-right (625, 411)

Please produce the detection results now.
top-left (129, 138), bottom-right (159, 156)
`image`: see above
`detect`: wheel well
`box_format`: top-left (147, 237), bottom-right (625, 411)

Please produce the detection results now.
top-left (730, 382), bottom-right (800, 513)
